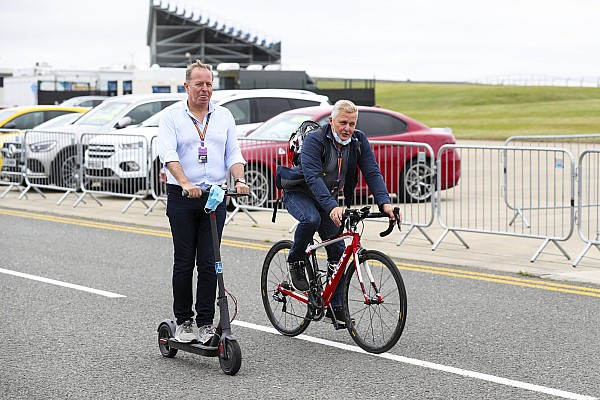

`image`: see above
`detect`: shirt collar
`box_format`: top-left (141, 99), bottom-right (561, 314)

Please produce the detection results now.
top-left (184, 100), bottom-right (215, 121)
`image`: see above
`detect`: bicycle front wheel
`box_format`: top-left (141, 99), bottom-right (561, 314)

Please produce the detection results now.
top-left (261, 240), bottom-right (311, 336)
top-left (343, 250), bottom-right (407, 353)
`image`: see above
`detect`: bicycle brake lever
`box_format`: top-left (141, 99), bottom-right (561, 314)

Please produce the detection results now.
top-left (379, 207), bottom-right (402, 237)
top-left (394, 207), bottom-right (402, 232)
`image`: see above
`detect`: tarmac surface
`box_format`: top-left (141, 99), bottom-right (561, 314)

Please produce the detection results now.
top-left (1, 185), bottom-right (599, 286)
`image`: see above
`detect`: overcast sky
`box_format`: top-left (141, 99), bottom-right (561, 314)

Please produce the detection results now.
top-left (1, 0), bottom-right (599, 83)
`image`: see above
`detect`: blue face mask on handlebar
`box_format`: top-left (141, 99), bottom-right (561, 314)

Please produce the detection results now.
top-left (205, 184), bottom-right (225, 212)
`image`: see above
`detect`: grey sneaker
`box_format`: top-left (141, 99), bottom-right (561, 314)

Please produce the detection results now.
top-left (198, 324), bottom-right (216, 345)
top-left (174, 320), bottom-right (196, 343)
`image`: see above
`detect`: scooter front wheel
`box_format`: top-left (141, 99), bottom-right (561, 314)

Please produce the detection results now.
top-left (219, 339), bottom-right (242, 375)
top-left (158, 323), bottom-right (178, 358)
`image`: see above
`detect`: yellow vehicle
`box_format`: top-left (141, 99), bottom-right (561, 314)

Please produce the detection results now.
top-left (0, 105), bottom-right (88, 130)
top-left (0, 105), bottom-right (87, 172)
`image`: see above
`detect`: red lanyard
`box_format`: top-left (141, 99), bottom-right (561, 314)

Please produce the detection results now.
top-left (190, 112), bottom-right (211, 141)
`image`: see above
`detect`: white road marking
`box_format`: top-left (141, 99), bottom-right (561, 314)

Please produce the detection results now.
top-left (233, 320), bottom-right (597, 400)
top-left (0, 268), bottom-right (126, 298)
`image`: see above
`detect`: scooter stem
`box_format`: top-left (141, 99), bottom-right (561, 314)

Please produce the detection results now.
top-left (209, 210), bottom-right (232, 335)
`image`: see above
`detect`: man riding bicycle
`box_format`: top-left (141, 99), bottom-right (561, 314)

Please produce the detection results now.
top-left (278, 99), bottom-right (400, 327)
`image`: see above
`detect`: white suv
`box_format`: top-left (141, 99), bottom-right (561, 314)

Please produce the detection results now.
top-left (214, 89), bottom-right (330, 136)
top-left (83, 89), bottom-right (330, 194)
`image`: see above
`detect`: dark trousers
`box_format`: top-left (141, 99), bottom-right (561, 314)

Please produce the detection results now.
top-left (284, 190), bottom-right (344, 307)
top-left (166, 184), bottom-right (226, 326)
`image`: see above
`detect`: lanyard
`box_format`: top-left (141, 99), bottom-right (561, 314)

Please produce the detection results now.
top-left (190, 112), bottom-right (211, 141)
top-left (336, 148), bottom-right (343, 181)
top-left (331, 148), bottom-right (344, 195)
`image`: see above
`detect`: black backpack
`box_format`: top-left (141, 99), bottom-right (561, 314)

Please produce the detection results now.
top-left (287, 120), bottom-right (321, 166)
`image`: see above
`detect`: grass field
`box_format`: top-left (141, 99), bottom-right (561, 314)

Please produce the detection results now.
top-left (317, 80), bottom-right (600, 140)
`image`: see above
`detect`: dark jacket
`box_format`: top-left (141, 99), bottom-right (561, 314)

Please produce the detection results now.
top-left (277, 123), bottom-right (391, 214)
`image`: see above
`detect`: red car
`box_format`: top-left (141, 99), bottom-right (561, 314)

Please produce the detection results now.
top-left (238, 105), bottom-right (461, 207)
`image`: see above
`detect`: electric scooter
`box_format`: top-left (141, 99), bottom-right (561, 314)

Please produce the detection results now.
top-left (157, 185), bottom-right (246, 375)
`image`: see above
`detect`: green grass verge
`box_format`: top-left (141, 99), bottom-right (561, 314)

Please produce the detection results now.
top-left (316, 79), bottom-right (600, 141)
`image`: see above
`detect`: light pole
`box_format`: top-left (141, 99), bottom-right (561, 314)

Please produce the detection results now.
top-left (185, 52), bottom-right (192, 65)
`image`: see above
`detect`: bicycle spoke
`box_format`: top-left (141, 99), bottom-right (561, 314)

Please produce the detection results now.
top-left (344, 250), bottom-right (407, 353)
top-left (261, 240), bottom-right (311, 336)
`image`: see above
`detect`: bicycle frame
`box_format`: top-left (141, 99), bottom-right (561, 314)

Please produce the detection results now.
top-left (276, 228), bottom-right (383, 311)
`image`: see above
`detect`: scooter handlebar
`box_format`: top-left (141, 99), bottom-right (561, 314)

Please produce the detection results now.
top-left (181, 187), bottom-right (250, 198)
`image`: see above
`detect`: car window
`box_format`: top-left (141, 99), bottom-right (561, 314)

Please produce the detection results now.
top-left (78, 100), bottom-right (95, 107)
top-left (289, 99), bottom-right (320, 109)
top-left (221, 99), bottom-right (251, 125)
top-left (125, 100), bottom-right (179, 125)
top-left (247, 113), bottom-right (318, 140)
top-left (357, 111), bottom-right (408, 137)
top-left (76, 101), bottom-right (130, 126)
top-left (46, 110), bottom-right (73, 120)
top-left (316, 116), bottom-right (329, 126)
top-left (9, 111), bottom-right (45, 129)
top-left (160, 100), bottom-right (179, 110)
top-left (125, 103), bottom-right (159, 125)
top-left (255, 98), bottom-right (293, 122)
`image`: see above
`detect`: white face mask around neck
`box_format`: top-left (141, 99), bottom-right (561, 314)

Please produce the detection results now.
top-left (332, 129), bottom-right (352, 146)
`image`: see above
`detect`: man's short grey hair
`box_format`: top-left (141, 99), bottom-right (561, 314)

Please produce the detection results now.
top-left (331, 99), bottom-right (358, 119)
top-left (185, 60), bottom-right (214, 81)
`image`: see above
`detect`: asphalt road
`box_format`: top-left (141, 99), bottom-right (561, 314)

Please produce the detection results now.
top-left (1, 211), bottom-right (599, 400)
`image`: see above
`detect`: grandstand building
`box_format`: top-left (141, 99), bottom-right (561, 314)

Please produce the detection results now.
top-left (147, 1), bottom-right (281, 68)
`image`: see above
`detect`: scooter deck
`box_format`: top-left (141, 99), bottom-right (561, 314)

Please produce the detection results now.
top-left (167, 339), bottom-right (219, 357)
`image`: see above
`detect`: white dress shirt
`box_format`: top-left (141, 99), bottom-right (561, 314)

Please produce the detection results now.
top-left (157, 100), bottom-right (246, 186)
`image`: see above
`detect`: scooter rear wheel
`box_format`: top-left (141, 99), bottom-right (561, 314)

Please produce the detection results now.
top-left (219, 339), bottom-right (242, 375)
top-left (158, 323), bottom-right (178, 358)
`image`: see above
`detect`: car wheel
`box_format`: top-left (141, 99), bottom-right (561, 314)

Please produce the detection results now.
top-left (399, 157), bottom-right (435, 203)
top-left (53, 147), bottom-right (81, 189)
top-left (237, 164), bottom-right (272, 208)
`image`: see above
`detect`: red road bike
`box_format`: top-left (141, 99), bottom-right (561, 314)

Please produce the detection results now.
top-left (261, 206), bottom-right (406, 353)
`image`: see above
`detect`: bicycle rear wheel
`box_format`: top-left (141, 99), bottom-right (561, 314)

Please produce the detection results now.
top-left (343, 250), bottom-right (407, 353)
top-left (261, 240), bottom-right (311, 336)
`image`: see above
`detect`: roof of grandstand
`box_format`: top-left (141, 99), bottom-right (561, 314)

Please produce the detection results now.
top-left (147, 0), bottom-right (281, 68)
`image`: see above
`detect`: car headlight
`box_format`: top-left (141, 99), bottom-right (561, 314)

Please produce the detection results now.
top-left (29, 141), bottom-right (57, 152)
top-left (119, 141), bottom-right (144, 150)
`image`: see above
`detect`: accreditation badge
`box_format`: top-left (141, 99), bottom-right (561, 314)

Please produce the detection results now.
top-left (198, 141), bottom-right (208, 163)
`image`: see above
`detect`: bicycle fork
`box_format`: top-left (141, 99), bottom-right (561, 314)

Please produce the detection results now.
top-left (352, 249), bottom-right (384, 305)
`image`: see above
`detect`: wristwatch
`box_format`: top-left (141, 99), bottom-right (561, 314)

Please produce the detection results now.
top-left (234, 178), bottom-right (247, 185)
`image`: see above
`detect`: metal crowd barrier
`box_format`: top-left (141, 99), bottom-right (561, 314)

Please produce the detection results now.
top-left (77, 133), bottom-right (154, 213)
top-left (3, 130), bottom-right (598, 269)
top-left (228, 137), bottom-right (440, 235)
top-left (370, 140), bottom-right (437, 245)
top-left (435, 144), bottom-right (575, 262)
top-left (0, 128), bottom-right (29, 198)
top-left (144, 136), bottom-right (167, 215)
top-left (573, 149), bottom-right (600, 266)
top-left (1, 129), bottom-right (83, 204)
top-left (503, 134), bottom-right (600, 226)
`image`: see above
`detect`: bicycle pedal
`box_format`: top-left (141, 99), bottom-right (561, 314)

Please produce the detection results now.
top-left (333, 322), bottom-right (346, 330)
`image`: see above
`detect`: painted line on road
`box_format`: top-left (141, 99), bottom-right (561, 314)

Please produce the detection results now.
top-left (2, 208), bottom-right (600, 298)
top-left (232, 319), bottom-right (597, 400)
top-left (0, 267), bottom-right (126, 298)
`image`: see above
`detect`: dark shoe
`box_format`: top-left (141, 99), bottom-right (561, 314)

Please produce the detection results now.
top-left (325, 306), bottom-right (348, 328)
top-left (289, 261), bottom-right (309, 291)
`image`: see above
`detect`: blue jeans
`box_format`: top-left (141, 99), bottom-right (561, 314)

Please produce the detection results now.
top-left (284, 190), bottom-right (345, 307)
top-left (166, 184), bottom-right (226, 326)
